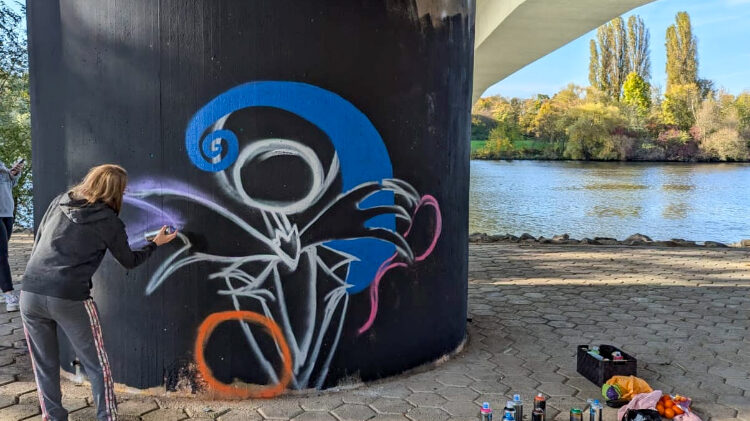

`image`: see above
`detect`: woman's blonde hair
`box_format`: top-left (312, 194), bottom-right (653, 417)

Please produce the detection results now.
top-left (70, 164), bottom-right (128, 214)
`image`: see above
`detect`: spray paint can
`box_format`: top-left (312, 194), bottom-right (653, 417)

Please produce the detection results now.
top-left (570, 408), bottom-right (583, 421)
top-left (588, 400), bottom-right (603, 421)
top-left (534, 393), bottom-right (547, 412)
top-left (504, 401), bottom-right (517, 421)
top-left (480, 402), bottom-right (493, 421)
top-left (513, 394), bottom-right (524, 421)
top-left (531, 408), bottom-right (545, 421)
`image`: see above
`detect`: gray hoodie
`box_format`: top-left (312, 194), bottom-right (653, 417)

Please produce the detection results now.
top-left (0, 162), bottom-right (20, 218)
top-left (21, 192), bottom-right (157, 300)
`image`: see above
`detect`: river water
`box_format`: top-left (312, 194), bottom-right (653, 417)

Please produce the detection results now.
top-left (469, 160), bottom-right (750, 243)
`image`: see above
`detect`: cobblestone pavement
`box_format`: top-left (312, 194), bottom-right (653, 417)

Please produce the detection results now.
top-left (1, 234), bottom-right (748, 421)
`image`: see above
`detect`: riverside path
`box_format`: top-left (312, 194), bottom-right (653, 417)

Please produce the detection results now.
top-left (0, 234), bottom-right (747, 421)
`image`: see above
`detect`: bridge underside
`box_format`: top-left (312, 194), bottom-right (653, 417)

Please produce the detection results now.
top-left (473, 0), bottom-right (656, 102)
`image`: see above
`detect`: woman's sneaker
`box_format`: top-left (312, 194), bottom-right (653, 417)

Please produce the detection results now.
top-left (4, 292), bottom-right (18, 312)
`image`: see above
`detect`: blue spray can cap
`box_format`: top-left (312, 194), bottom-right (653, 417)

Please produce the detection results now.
top-left (482, 402), bottom-right (491, 410)
top-left (514, 394), bottom-right (521, 401)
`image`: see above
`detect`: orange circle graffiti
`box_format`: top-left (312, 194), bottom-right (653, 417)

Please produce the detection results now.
top-left (194, 311), bottom-right (293, 398)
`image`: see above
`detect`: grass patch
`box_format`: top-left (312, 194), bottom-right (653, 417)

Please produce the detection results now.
top-left (471, 140), bottom-right (487, 153)
top-left (512, 139), bottom-right (548, 150)
top-left (470, 138), bottom-right (546, 153)
top-left (471, 137), bottom-right (557, 159)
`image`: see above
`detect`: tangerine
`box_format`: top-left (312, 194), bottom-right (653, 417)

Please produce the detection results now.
top-left (673, 406), bottom-right (685, 415)
top-left (665, 408), bottom-right (675, 419)
top-left (656, 403), bottom-right (665, 415)
top-left (664, 399), bottom-right (674, 408)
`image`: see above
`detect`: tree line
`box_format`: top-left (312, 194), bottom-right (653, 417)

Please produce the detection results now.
top-left (472, 12), bottom-right (750, 162)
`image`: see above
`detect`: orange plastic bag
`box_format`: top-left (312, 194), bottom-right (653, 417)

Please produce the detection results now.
top-left (605, 375), bottom-right (653, 401)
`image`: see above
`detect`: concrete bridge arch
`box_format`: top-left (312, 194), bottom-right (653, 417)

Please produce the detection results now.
top-left (473, 0), bottom-right (656, 102)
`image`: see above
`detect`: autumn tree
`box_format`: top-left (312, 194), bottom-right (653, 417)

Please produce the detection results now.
top-left (735, 92), bottom-right (750, 138)
top-left (665, 12), bottom-right (698, 90)
top-left (662, 83), bottom-right (701, 129)
top-left (532, 85), bottom-right (581, 145)
top-left (518, 95), bottom-right (547, 137)
top-left (590, 15), bottom-right (651, 102)
top-left (481, 126), bottom-right (515, 158)
top-left (589, 17), bottom-right (629, 100)
top-left (565, 103), bottom-right (624, 160)
top-left (589, 40), bottom-right (605, 95)
top-left (491, 100), bottom-right (522, 142)
top-left (627, 15), bottom-right (650, 80)
top-left (695, 97), bottom-right (749, 161)
top-left (622, 72), bottom-right (651, 115)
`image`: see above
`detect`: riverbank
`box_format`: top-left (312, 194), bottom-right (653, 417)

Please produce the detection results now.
top-left (469, 232), bottom-right (750, 248)
top-left (470, 155), bottom-right (750, 163)
top-left (470, 140), bottom-right (750, 162)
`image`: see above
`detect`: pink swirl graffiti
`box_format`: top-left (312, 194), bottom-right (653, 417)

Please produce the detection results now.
top-left (358, 195), bottom-right (442, 334)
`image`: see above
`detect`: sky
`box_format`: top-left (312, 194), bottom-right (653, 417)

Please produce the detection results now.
top-left (482, 0), bottom-right (750, 99)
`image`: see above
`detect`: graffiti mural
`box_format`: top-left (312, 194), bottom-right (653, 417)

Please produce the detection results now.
top-left (124, 82), bottom-right (442, 397)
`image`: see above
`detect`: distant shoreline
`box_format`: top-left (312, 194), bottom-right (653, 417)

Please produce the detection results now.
top-left (468, 232), bottom-right (750, 248)
top-left (470, 157), bottom-right (750, 163)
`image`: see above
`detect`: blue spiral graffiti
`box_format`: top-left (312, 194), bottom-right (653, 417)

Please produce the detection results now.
top-left (185, 81), bottom-right (395, 293)
top-left (197, 130), bottom-right (239, 171)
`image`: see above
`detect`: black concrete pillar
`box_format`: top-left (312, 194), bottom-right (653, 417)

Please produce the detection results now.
top-left (28, 0), bottom-right (474, 396)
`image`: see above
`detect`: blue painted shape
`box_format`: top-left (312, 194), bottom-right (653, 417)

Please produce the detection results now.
top-left (201, 130), bottom-right (238, 167)
top-left (185, 81), bottom-right (395, 294)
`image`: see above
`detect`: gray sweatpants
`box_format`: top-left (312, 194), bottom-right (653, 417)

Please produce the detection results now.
top-left (20, 291), bottom-right (117, 421)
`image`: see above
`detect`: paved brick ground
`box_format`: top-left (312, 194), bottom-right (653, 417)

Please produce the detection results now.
top-left (1, 234), bottom-right (748, 421)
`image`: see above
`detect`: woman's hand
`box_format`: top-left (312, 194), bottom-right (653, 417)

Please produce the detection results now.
top-left (9, 161), bottom-right (24, 176)
top-left (152, 225), bottom-right (178, 246)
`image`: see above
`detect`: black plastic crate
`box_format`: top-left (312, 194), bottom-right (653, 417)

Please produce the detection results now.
top-left (577, 344), bottom-right (637, 387)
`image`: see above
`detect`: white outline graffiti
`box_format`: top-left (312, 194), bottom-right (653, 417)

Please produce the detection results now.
top-left (129, 138), bottom-right (438, 391)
